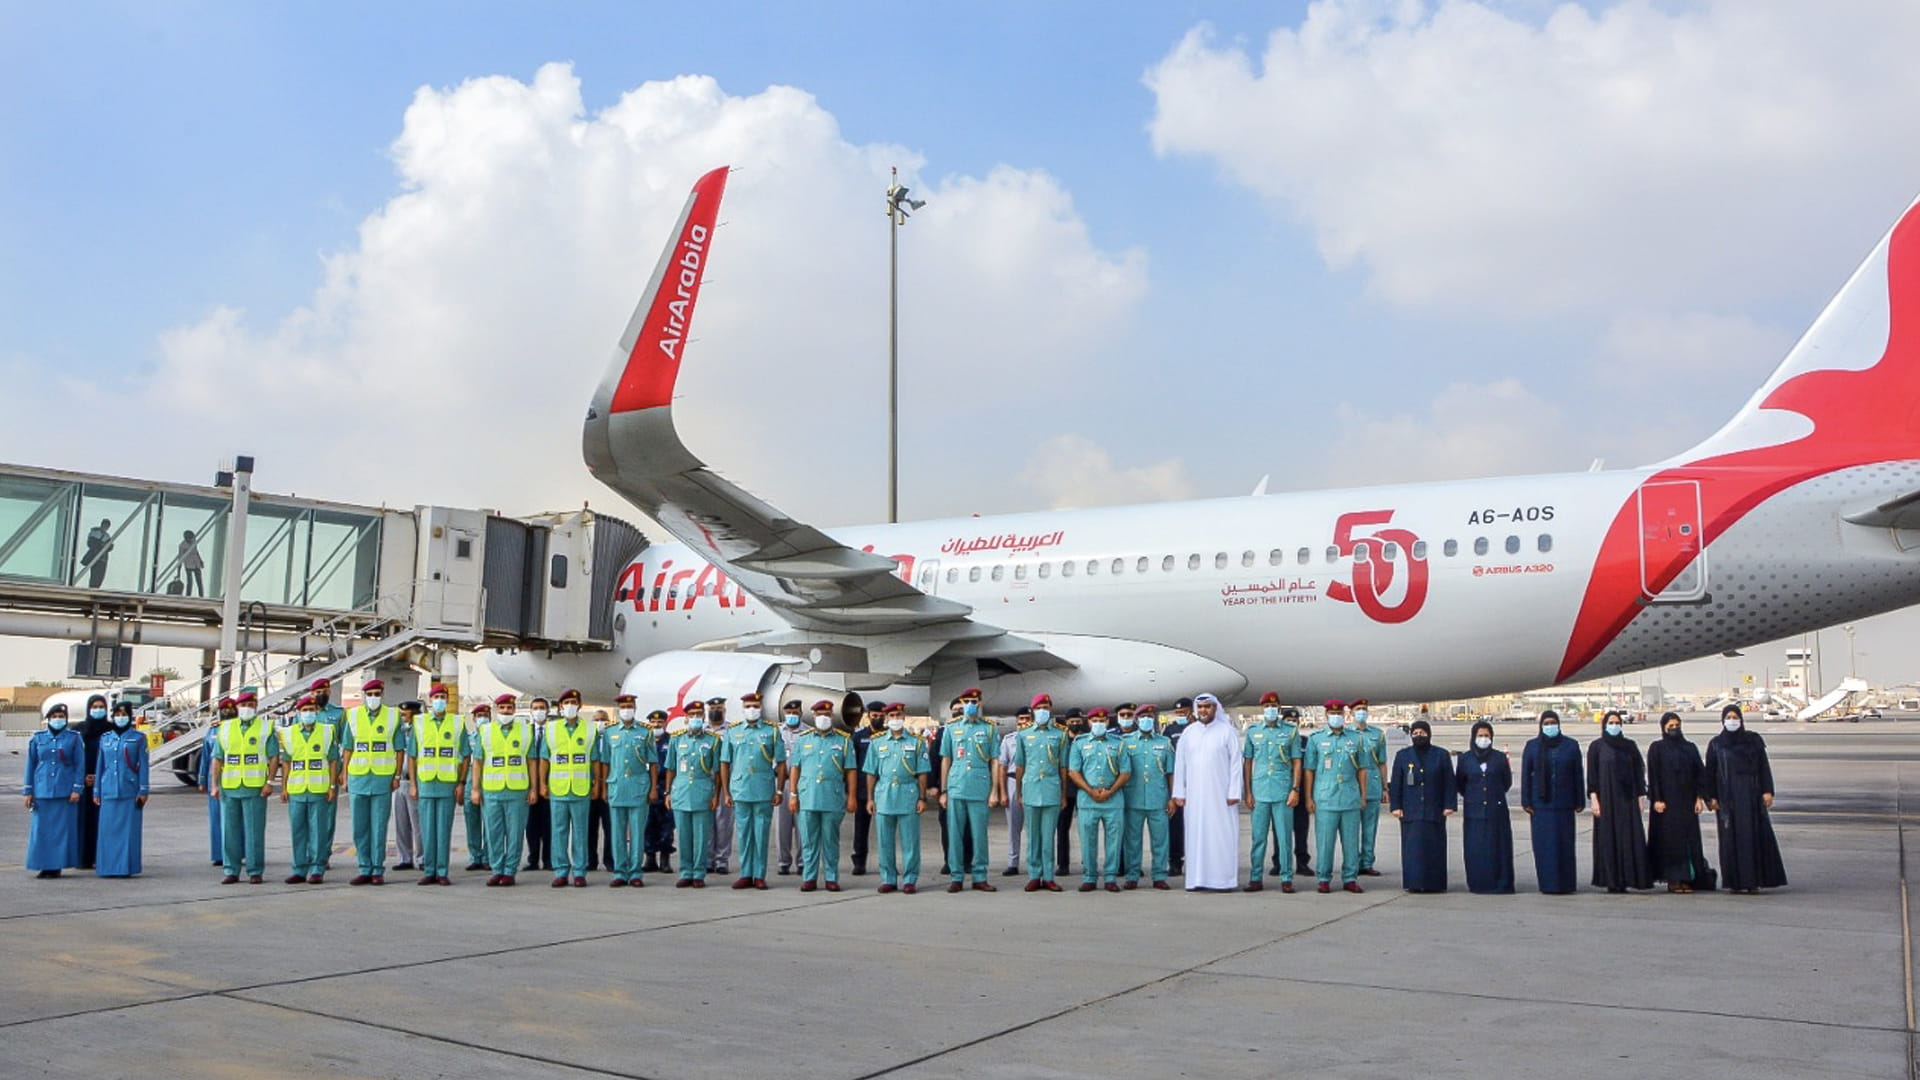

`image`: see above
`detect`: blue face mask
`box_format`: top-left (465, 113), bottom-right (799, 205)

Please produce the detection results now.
top-left (688, 717), bottom-right (706, 731)
top-left (1137, 717), bottom-right (1156, 733)
top-left (1542, 723), bottom-right (1561, 738)
top-left (782, 713), bottom-right (801, 727)
top-left (89, 707), bottom-right (107, 721)
top-left (1089, 721), bottom-right (1108, 738)
top-left (47, 717), bottom-right (68, 731)
top-left (430, 699), bottom-right (448, 715)
top-left (1263, 706), bottom-right (1280, 722)
top-left (1118, 716), bottom-right (1136, 731)
top-left (962, 702), bottom-right (981, 718)
top-left (1604, 722), bottom-right (1623, 737)
top-left (1327, 715), bottom-right (1345, 730)
top-left (1033, 709), bottom-right (1052, 726)
top-left (1353, 709), bottom-right (1369, 726)
top-left (112, 715), bottom-right (131, 729)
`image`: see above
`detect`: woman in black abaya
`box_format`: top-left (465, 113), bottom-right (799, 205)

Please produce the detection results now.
top-left (1645, 711), bottom-right (1710, 893)
top-left (1587, 710), bottom-right (1651, 892)
top-left (1703, 705), bottom-right (1787, 894)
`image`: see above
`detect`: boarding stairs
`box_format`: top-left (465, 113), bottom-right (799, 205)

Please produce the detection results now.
top-left (1796, 677), bottom-right (1872, 722)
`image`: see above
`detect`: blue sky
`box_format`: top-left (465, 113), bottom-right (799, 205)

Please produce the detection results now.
top-left (5, 0), bottom-right (1920, 692)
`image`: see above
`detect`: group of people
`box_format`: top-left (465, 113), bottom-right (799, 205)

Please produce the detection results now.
top-left (22, 681), bottom-right (1786, 898)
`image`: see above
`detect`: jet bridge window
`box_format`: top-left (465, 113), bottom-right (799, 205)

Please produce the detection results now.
top-left (1505, 535), bottom-right (1521, 555)
top-left (1538, 534), bottom-right (1553, 553)
top-left (1473, 537), bottom-right (1489, 556)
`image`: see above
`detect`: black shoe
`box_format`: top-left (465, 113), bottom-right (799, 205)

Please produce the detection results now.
top-left (778, 865), bottom-right (792, 875)
top-left (1001, 866), bottom-right (1019, 877)
top-left (35, 869), bottom-right (58, 879)
top-left (851, 864), bottom-right (867, 876)
top-left (394, 862), bottom-right (415, 871)
top-left (642, 856), bottom-right (659, 872)
top-left (465, 861), bottom-right (486, 871)
top-left (1296, 863), bottom-right (1314, 876)
top-left (524, 862), bottom-right (539, 871)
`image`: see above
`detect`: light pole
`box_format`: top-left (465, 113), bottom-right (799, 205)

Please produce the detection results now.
top-left (1845, 624), bottom-right (1858, 679)
top-left (886, 167), bottom-right (924, 524)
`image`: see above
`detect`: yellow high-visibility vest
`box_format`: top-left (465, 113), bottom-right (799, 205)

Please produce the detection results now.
top-left (546, 720), bottom-right (594, 798)
top-left (415, 714), bottom-right (460, 783)
top-left (481, 721), bottom-right (530, 793)
top-left (346, 706), bottom-right (397, 777)
top-left (220, 715), bottom-right (270, 788)
top-left (283, 723), bottom-right (334, 795)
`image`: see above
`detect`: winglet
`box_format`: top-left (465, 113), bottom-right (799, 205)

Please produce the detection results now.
top-left (606, 166), bottom-right (729, 415)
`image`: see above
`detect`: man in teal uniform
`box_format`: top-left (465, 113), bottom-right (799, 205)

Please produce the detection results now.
top-left (1242, 693), bottom-right (1302, 893)
top-left (541, 688), bottom-right (601, 887)
top-left (939, 686), bottom-right (1001, 893)
top-left (1013, 692), bottom-right (1070, 892)
top-left (1067, 707), bottom-right (1131, 892)
top-left (474, 694), bottom-right (536, 886)
top-left (863, 702), bottom-right (930, 894)
top-left (409, 683), bottom-right (467, 885)
top-left (601, 697), bottom-right (660, 887)
top-left (307, 678), bottom-right (345, 871)
top-left (1305, 699), bottom-right (1371, 893)
top-left (719, 691), bottom-right (785, 890)
top-left (277, 694), bottom-right (340, 884)
top-left (461, 699), bottom-right (490, 871)
top-left (664, 700), bottom-right (722, 888)
top-left (1351, 698), bottom-right (1389, 877)
top-left (211, 690), bottom-right (278, 884)
top-left (1122, 704), bottom-right (1174, 890)
top-left (788, 700), bottom-right (856, 892)
top-left (341, 677), bottom-right (409, 886)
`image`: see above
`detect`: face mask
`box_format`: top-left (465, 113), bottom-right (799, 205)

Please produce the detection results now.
top-left (299, 712), bottom-right (318, 726)
top-left (1354, 709), bottom-right (1369, 725)
top-left (688, 716), bottom-right (706, 731)
top-left (1137, 718), bottom-right (1156, 733)
top-left (1327, 716), bottom-right (1345, 731)
top-left (89, 706), bottom-right (107, 721)
top-left (48, 717), bottom-right (68, 731)
top-left (1664, 727), bottom-right (1682, 739)
top-left (886, 717), bottom-right (905, 733)
top-left (1263, 707), bottom-right (1280, 722)
top-left (530, 709), bottom-right (549, 722)
top-left (1412, 734), bottom-right (1430, 747)
top-left (813, 715), bottom-right (833, 731)
top-left (1604, 722), bottom-right (1623, 737)
top-left (618, 708), bottom-right (636, 722)
top-left (962, 702), bottom-right (981, 718)
top-left (1541, 723), bottom-right (1560, 738)
top-left (782, 713), bottom-right (801, 727)
top-left (365, 696), bottom-right (383, 711)
top-left (239, 707), bottom-right (257, 721)
top-left (1033, 709), bottom-right (1052, 726)
top-left (1723, 718), bottom-right (1742, 732)
top-left (112, 716), bottom-right (131, 729)
top-left (1474, 736), bottom-right (1492, 750)
top-left (744, 707), bottom-right (762, 722)
top-left (1118, 716), bottom-right (1136, 731)
top-left (430, 699), bottom-right (448, 715)
top-left (1089, 721), bottom-right (1108, 737)
top-left (561, 703), bottom-right (580, 719)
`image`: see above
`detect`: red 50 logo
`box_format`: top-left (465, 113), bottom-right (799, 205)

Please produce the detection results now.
top-left (1325, 510), bottom-right (1428, 624)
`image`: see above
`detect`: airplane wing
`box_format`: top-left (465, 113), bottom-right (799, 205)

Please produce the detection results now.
top-left (581, 167), bottom-right (1062, 670)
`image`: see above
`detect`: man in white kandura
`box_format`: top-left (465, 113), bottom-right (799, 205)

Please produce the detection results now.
top-left (1171, 692), bottom-right (1244, 891)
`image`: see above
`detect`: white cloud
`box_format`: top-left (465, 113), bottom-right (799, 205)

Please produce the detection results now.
top-left (0, 64), bottom-right (1146, 528)
top-left (1017, 433), bottom-right (1194, 509)
top-left (1592, 310), bottom-right (1796, 389)
top-left (1147, 0), bottom-right (1920, 319)
top-left (1321, 378), bottom-right (1577, 486)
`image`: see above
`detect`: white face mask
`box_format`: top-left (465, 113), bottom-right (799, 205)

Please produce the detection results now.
top-left (813, 715), bottom-right (833, 731)
top-left (886, 716), bottom-right (905, 733)
top-left (364, 696), bottom-right (382, 711)
top-left (1474, 736), bottom-right (1492, 750)
top-left (238, 707), bottom-right (257, 721)
top-left (561, 703), bottom-right (580, 719)
top-left (618, 708), bottom-right (636, 722)
top-left (1118, 716), bottom-right (1136, 731)
top-left (1723, 718), bottom-right (1742, 732)
top-left (744, 707), bottom-right (762, 722)
top-left (1089, 721), bottom-right (1108, 737)
top-left (530, 709), bottom-right (549, 722)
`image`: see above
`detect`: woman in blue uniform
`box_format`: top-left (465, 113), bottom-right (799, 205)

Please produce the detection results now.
top-left (199, 697), bottom-right (235, 864)
top-left (1521, 709), bottom-right (1583, 894)
top-left (25, 703), bottom-right (85, 877)
top-left (94, 700), bottom-right (150, 876)
top-left (1387, 719), bottom-right (1455, 892)
top-left (1454, 720), bottom-right (1514, 894)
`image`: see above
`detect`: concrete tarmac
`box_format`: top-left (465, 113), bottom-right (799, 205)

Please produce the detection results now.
top-left (2, 723), bottom-right (1916, 1079)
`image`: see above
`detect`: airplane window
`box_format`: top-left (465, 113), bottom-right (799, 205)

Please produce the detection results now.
top-left (1113, 558), bottom-right (1125, 575)
top-left (1354, 546), bottom-right (1370, 564)
top-left (1538, 534), bottom-right (1553, 553)
top-left (991, 565), bottom-right (1005, 582)
top-left (919, 568), bottom-right (934, 588)
top-left (1473, 537), bottom-right (1489, 556)
top-left (1297, 547), bottom-right (1311, 565)
top-left (1187, 554), bottom-right (1201, 571)
top-left (1037, 562), bottom-right (1050, 579)
top-left (1325, 546), bottom-right (1339, 564)
top-left (1505, 535), bottom-right (1520, 555)
top-left (1162, 555), bottom-right (1175, 572)
top-left (1136, 557), bottom-right (1149, 573)
top-left (1411, 540), bottom-right (1427, 560)
top-left (1215, 552), bottom-right (1229, 570)
top-left (1443, 539), bottom-right (1458, 558)
top-left (1243, 551), bottom-right (1256, 568)
top-left (969, 567), bottom-right (982, 583)
top-left (1014, 564), bottom-right (1028, 581)
top-left (1061, 561), bottom-right (1074, 577)
top-left (946, 568), bottom-right (958, 584)
top-left (1382, 541), bottom-right (1398, 562)
top-left (1269, 548), bottom-right (1283, 566)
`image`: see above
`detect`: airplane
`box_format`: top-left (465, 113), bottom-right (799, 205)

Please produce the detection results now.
top-left (490, 165), bottom-right (1920, 719)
